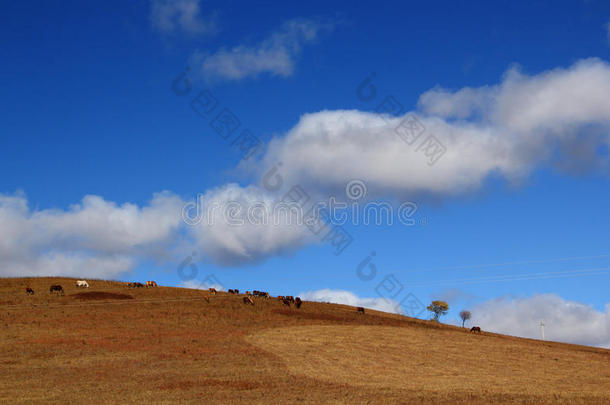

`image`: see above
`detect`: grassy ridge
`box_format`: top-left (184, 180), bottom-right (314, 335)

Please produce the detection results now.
top-left (1, 277), bottom-right (609, 404)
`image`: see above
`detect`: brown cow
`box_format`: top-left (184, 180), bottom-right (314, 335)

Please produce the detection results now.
top-left (146, 281), bottom-right (157, 287)
top-left (294, 297), bottom-right (302, 308)
top-left (285, 295), bottom-right (295, 302)
top-left (243, 296), bottom-right (254, 305)
top-left (470, 326), bottom-right (482, 334)
top-left (25, 287), bottom-right (34, 295)
top-left (209, 288), bottom-right (217, 295)
top-left (357, 306), bottom-right (365, 314)
top-left (129, 282), bottom-right (144, 288)
top-left (246, 291), bottom-right (251, 296)
top-left (282, 299), bottom-right (291, 307)
top-left (277, 295), bottom-right (285, 300)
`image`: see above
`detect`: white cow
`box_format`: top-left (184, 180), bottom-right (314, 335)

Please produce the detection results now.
top-left (76, 280), bottom-right (89, 288)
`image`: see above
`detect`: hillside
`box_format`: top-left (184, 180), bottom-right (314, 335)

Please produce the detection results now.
top-left (1, 277), bottom-right (609, 404)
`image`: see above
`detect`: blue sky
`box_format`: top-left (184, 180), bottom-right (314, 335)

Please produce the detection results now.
top-left (2, 1), bottom-right (610, 346)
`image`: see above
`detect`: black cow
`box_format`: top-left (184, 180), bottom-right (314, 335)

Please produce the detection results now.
top-left (25, 287), bottom-right (34, 295)
top-left (357, 306), bottom-right (365, 314)
top-left (49, 285), bottom-right (64, 295)
top-left (294, 297), bottom-right (302, 308)
top-left (470, 326), bottom-right (482, 334)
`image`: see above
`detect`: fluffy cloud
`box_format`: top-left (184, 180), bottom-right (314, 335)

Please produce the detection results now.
top-left (184, 183), bottom-right (314, 266)
top-left (193, 18), bottom-right (326, 81)
top-left (254, 58), bottom-right (610, 201)
top-left (472, 294), bottom-right (610, 348)
top-left (179, 279), bottom-right (224, 291)
top-left (0, 192), bottom-right (184, 278)
top-left (7, 59), bottom-right (610, 271)
top-left (150, 0), bottom-right (216, 35)
top-left (299, 289), bottom-right (402, 314)
top-left (0, 185), bottom-right (314, 275)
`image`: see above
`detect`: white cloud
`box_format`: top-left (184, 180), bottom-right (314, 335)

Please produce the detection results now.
top-left (179, 279), bottom-right (224, 291)
top-left (184, 183), bottom-right (314, 266)
top-left (7, 59), bottom-right (610, 270)
top-left (0, 185), bottom-right (313, 273)
top-left (150, 0), bottom-right (216, 35)
top-left (0, 191), bottom-right (184, 279)
top-left (472, 294), bottom-right (610, 348)
top-left (194, 18), bottom-right (326, 81)
top-left (299, 289), bottom-right (402, 314)
top-left (186, 59), bottom-right (610, 265)
top-left (252, 58), bottom-right (610, 201)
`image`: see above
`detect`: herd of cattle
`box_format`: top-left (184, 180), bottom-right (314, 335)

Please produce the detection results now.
top-left (24, 280), bottom-right (158, 295)
top-left (22, 281), bottom-right (483, 328)
top-left (25, 280), bottom-right (92, 295)
top-left (228, 289), bottom-right (304, 308)
top-left (127, 281), bottom-right (157, 288)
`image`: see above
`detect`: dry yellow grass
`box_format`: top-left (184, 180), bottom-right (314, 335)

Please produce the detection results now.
top-left (248, 325), bottom-right (610, 400)
top-left (1, 277), bottom-right (609, 404)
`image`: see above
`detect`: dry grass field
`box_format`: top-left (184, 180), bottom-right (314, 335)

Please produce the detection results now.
top-left (1, 277), bottom-right (609, 404)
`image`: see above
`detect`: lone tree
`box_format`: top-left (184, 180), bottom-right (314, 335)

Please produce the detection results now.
top-left (459, 310), bottom-right (472, 327)
top-left (427, 300), bottom-right (449, 322)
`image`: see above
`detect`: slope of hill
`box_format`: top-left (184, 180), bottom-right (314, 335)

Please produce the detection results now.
top-left (1, 277), bottom-right (608, 404)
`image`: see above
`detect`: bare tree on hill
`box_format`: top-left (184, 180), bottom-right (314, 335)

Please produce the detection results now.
top-left (459, 310), bottom-right (471, 328)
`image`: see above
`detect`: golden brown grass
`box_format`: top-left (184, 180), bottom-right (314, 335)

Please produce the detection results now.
top-left (1, 277), bottom-right (609, 404)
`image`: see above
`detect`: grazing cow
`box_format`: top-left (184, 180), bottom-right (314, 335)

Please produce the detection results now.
top-left (228, 289), bottom-right (235, 294)
top-left (127, 282), bottom-right (134, 288)
top-left (285, 295), bottom-right (295, 302)
top-left (25, 287), bottom-right (34, 295)
top-left (246, 291), bottom-right (251, 296)
top-left (243, 296), bottom-right (254, 305)
top-left (135, 282), bottom-right (145, 288)
top-left (357, 306), bottom-right (365, 314)
top-left (277, 295), bottom-right (285, 301)
top-left (294, 297), bottom-right (302, 308)
top-left (75, 280), bottom-right (89, 288)
top-left (209, 288), bottom-right (217, 295)
top-left (470, 326), bottom-right (482, 334)
top-left (49, 285), bottom-right (64, 295)
top-left (146, 281), bottom-right (157, 287)
top-left (282, 299), bottom-right (291, 307)
top-left (262, 292), bottom-right (270, 299)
